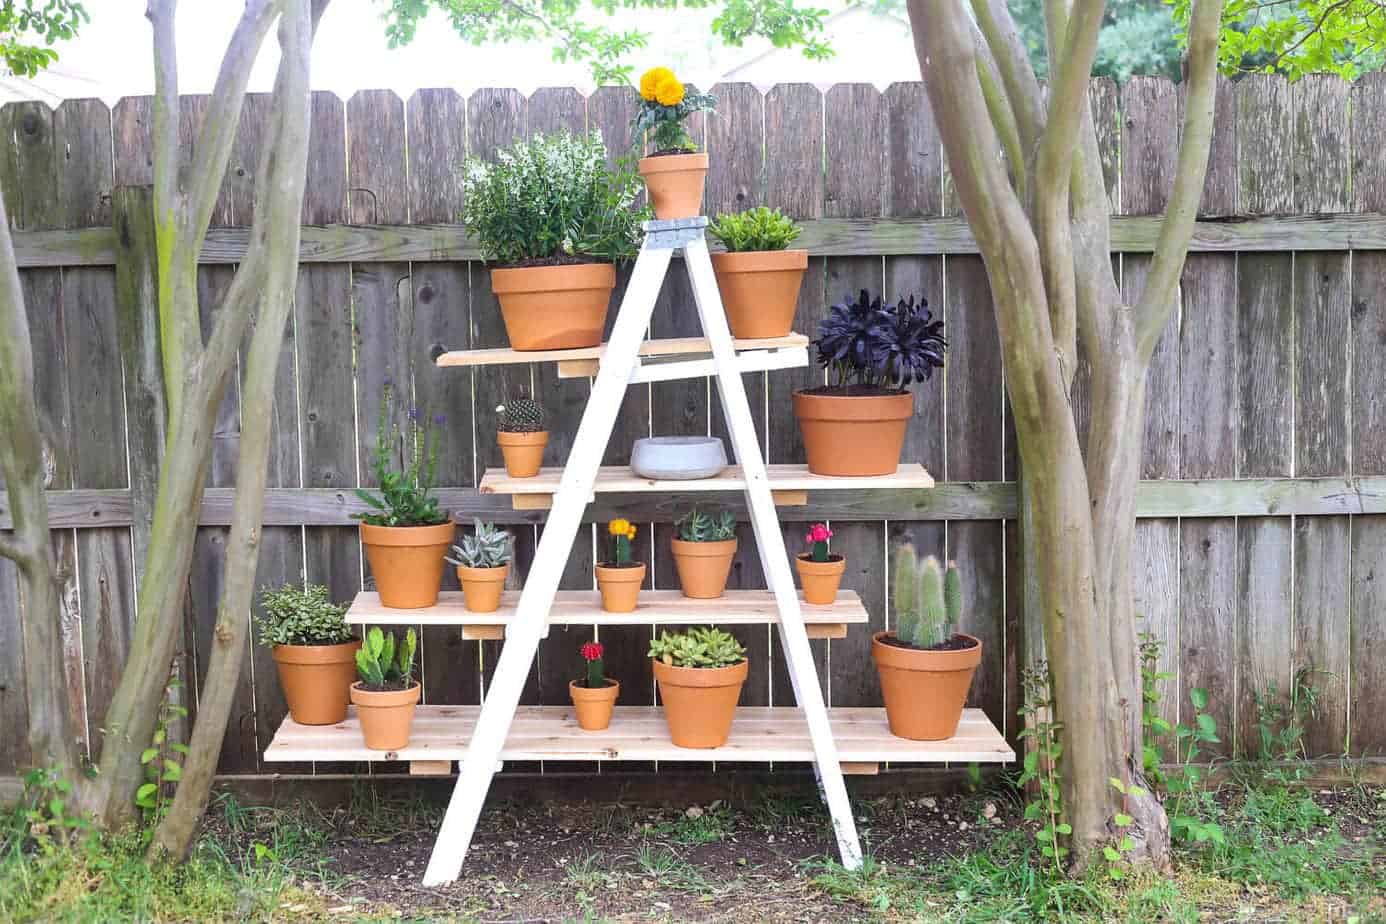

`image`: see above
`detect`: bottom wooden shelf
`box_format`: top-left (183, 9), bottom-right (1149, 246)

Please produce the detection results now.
top-left (264, 705), bottom-right (1015, 767)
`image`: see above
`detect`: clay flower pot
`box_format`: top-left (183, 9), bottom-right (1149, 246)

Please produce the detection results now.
top-left (652, 658), bottom-right (748, 748)
top-left (872, 631), bottom-right (982, 741)
top-left (272, 640), bottom-right (361, 726)
top-left (792, 389), bottom-right (914, 476)
top-left (670, 537), bottom-right (738, 599)
top-left (795, 554), bottom-right (846, 606)
top-left (458, 562), bottom-right (509, 614)
top-left (497, 429), bottom-right (548, 478)
top-left (710, 249), bottom-right (808, 339)
top-left (595, 562), bottom-right (646, 613)
top-left (350, 680), bottom-right (422, 751)
top-left (361, 522), bottom-right (455, 609)
top-left (490, 262), bottom-right (616, 350)
top-left (639, 152), bottom-right (709, 220)
top-left (569, 679), bottom-right (620, 731)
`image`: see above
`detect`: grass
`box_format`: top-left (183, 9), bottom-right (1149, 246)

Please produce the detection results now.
top-left (650, 800), bottom-right (734, 844)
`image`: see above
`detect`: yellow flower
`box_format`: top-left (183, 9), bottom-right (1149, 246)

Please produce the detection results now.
top-left (639, 67), bottom-right (675, 102)
top-left (625, 525), bottom-right (637, 540)
top-left (654, 75), bottom-right (685, 107)
top-left (609, 518), bottom-right (632, 537)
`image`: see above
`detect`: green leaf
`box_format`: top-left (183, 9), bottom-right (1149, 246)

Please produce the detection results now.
top-left (141, 747), bottom-right (158, 764)
top-left (1056, 823), bottom-right (1072, 835)
top-left (162, 760), bottom-right (182, 782)
top-left (1114, 813), bottom-right (1133, 827)
top-left (1189, 687), bottom-right (1209, 711)
top-left (1102, 845), bottom-right (1121, 862)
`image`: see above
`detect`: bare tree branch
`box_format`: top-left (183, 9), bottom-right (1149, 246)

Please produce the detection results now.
top-left (1069, 87), bottom-right (1122, 381)
top-left (0, 530), bottom-right (26, 563)
top-left (971, 24), bottom-right (1028, 202)
top-left (968, 0), bottom-right (1045, 153)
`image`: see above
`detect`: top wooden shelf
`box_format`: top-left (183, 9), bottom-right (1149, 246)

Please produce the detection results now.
top-left (435, 334), bottom-right (809, 378)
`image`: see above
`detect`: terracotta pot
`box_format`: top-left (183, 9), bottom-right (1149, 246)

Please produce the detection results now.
top-left (360, 521), bottom-right (454, 609)
top-left (458, 562), bottom-right (509, 614)
top-left (792, 389), bottom-right (914, 476)
top-left (490, 263), bottom-right (616, 350)
top-left (710, 249), bottom-right (808, 339)
top-left (569, 679), bottom-right (620, 731)
top-left (795, 554), bottom-right (846, 606)
top-left (350, 680), bottom-right (422, 751)
top-left (639, 152), bottom-right (709, 220)
top-left (653, 658), bottom-right (748, 748)
top-left (595, 562), bottom-right (646, 613)
top-left (497, 430), bottom-right (548, 477)
top-left (872, 631), bottom-right (982, 741)
top-left (272, 640), bottom-right (360, 726)
top-left (670, 537), bottom-right (738, 599)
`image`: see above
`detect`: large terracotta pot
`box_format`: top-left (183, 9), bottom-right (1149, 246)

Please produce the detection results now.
top-left (497, 430), bottom-right (548, 477)
top-left (360, 522), bottom-right (454, 609)
top-left (710, 249), bottom-right (808, 339)
top-left (350, 680), bottom-right (422, 751)
top-left (569, 679), bottom-right (620, 731)
top-left (653, 658), bottom-right (748, 748)
top-left (458, 562), bottom-right (509, 614)
top-left (872, 631), bottom-right (982, 741)
top-left (272, 640), bottom-right (360, 725)
top-left (670, 537), bottom-right (738, 599)
top-left (595, 562), bottom-right (646, 613)
top-left (795, 554), bottom-right (846, 606)
top-left (639, 152), bottom-right (709, 220)
top-left (792, 389), bottom-right (913, 476)
top-left (490, 262), bottom-right (616, 350)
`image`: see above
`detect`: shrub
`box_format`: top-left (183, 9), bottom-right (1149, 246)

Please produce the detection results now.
top-left (675, 507), bottom-right (736, 542)
top-left (815, 289), bottom-right (947, 392)
top-left (447, 520), bottom-right (512, 569)
top-left (648, 627), bottom-right (746, 669)
top-left (708, 207), bottom-right (801, 252)
top-left (256, 584), bottom-right (353, 647)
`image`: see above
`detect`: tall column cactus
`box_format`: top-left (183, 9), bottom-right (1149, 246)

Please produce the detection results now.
top-left (893, 543), bottom-right (963, 649)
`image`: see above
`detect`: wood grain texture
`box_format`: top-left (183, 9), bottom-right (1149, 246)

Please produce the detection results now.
top-left (1350, 516), bottom-right (1386, 753)
top-left (1237, 76), bottom-right (1293, 215)
top-left (1120, 77), bottom-right (1178, 215)
top-left (1179, 520), bottom-right (1237, 757)
top-left (825, 84), bottom-right (885, 218)
top-left (1293, 516), bottom-right (1351, 756)
top-left (1089, 77), bottom-right (1120, 211)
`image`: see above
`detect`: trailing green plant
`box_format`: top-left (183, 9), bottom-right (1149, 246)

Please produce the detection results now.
top-left (648, 627), bottom-right (746, 669)
top-left (579, 641), bottom-right (607, 689)
top-left (631, 66), bottom-right (716, 153)
top-left (708, 207), bottom-right (801, 252)
top-left (135, 676), bottom-right (189, 822)
top-left (675, 507), bottom-right (735, 542)
top-left (255, 584), bottom-right (352, 648)
top-left (892, 544), bottom-right (961, 649)
top-left (355, 626), bottom-right (418, 691)
top-left (497, 397), bottom-right (546, 433)
top-left (461, 130), bottom-right (646, 265)
top-left (353, 381), bottom-right (448, 527)
top-left (803, 523), bottom-right (833, 561)
top-left (1016, 662), bottom-right (1069, 873)
top-left (446, 519), bottom-right (512, 569)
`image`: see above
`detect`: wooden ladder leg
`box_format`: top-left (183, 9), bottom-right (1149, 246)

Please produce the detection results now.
top-left (684, 238), bottom-right (864, 871)
top-left (422, 245), bottom-right (675, 886)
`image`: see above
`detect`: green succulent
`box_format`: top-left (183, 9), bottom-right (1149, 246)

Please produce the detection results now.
top-left (648, 627), bottom-right (746, 669)
top-left (447, 519), bottom-right (512, 569)
top-left (256, 584), bottom-right (353, 647)
top-left (675, 507), bottom-right (736, 543)
top-left (497, 398), bottom-right (546, 433)
top-left (355, 626), bottom-right (417, 689)
top-left (708, 207), bottom-right (802, 253)
top-left (893, 544), bottom-right (963, 649)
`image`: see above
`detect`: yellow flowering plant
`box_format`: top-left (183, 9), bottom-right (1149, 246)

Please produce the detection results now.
top-left (606, 518), bottom-right (638, 565)
top-left (631, 66), bottom-right (716, 154)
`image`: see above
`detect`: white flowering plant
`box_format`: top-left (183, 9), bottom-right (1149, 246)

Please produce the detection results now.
top-left (461, 131), bottom-right (648, 266)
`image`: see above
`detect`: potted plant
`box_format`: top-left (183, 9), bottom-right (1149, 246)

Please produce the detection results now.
top-left (873, 545), bottom-right (981, 741)
top-left (569, 640), bottom-right (619, 731)
top-left (795, 523), bottom-right (845, 606)
top-left (496, 397), bottom-right (547, 478)
top-left (649, 627), bottom-right (747, 748)
top-left (794, 290), bottom-right (947, 476)
top-left (671, 507), bottom-right (737, 599)
top-left (446, 520), bottom-right (512, 614)
top-left (632, 67), bottom-right (716, 219)
top-left (462, 131), bottom-right (646, 350)
top-left (595, 518), bottom-right (644, 613)
top-left (353, 383), bottom-right (454, 609)
top-left (257, 584), bottom-right (359, 726)
top-left (708, 207), bottom-right (808, 339)
top-left (350, 627), bottom-right (421, 751)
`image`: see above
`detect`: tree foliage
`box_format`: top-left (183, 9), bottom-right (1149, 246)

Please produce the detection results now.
top-left (1173, 0), bottom-right (1386, 78)
top-left (0, 0), bottom-right (87, 77)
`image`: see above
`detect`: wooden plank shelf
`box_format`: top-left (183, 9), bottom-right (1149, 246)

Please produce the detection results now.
top-left (264, 705), bottom-right (1015, 765)
top-left (346, 589), bottom-right (869, 640)
top-left (436, 333), bottom-right (809, 379)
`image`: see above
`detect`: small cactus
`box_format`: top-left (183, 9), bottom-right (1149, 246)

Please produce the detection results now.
top-left (497, 398), bottom-right (546, 433)
top-left (893, 544), bottom-right (962, 649)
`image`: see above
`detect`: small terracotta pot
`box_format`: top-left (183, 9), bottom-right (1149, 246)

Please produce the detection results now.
top-left (361, 521), bottom-right (455, 609)
top-left (595, 562), bottom-right (646, 613)
top-left (872, 631), bottom-right (982, 741)
top-left (498, 430), bottom-right (548, 477)
top-left (795, 554), bottom-right (846, 606)
top-left (569, 679), bottom-right (620, 731)
top-left (670, 537), bottom-right (738, 599)
top-left (272, 640), bottom-right (360, 725)
top-left (793, 389), bottom-right (914, 476)
top-left (491, 263), bottom-right (616, 350)
top-left (458, 562), bottom-right (509, 614)
top-left (639, 152), bottom-right (709, 219)
top-left (710, 249), bottom-right (808, 339)
top-left (653, 658), bottom-right (748, 748)
top-left (350, 680), bottom-right (422, 751)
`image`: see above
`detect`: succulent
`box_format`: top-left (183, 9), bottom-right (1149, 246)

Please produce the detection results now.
top-left (815, 290), bottom-right (946, 391)
top-left (580, 641), bottom-right (606, 689)
top-left (352, 382), bottom-right (448, 527)
top-left (447, 519), bottom-right (512, 569)
top-left (256, 584), bottom-right (353, 647)
top-left (675, 507), bottom-right (736, 543)
top-left (708, 207), bottom-right (801, 253)
top-left (648, 627), bottom-right (746, 670)
top-left (893, 544), bottom-right (963, 649)
top-left (355, 626), bottom-right (417, 689)
top-left (804, 523), bottom-right (833, 562)
top-left (606, 518), bottom-right (637, 565)
top-left (497, 398), bottom-right (546, 433)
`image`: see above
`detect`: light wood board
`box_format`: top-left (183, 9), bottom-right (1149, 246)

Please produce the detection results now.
top-left (478, 464), bottom-right (937, 498)
top-left (435, 334), bottom-right (808, 368)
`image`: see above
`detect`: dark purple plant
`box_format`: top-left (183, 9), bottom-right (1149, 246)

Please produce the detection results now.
top-left (814, 290), bottom-right (946, 389)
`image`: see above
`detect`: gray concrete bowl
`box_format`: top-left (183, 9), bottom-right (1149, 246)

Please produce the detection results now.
top-left (630, 436), bottom-right (728, 480)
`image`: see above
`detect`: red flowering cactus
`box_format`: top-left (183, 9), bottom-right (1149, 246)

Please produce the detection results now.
top-left (805, 523), bottom-right (833, 562)
top-left (580, 641), bottom-right (606, 688)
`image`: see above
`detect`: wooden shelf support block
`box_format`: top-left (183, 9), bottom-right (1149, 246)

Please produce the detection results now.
top-left (805, 623), bottom-right (848, 640)
top-left (558, 359), bottom-right (598, 378)
top-left (410, 760), bottom-right (453, 776)
top-left (511, 494), bottom-right (553, 510)
top-left (462, 624), bottom-right (506, 641)
top-left (772, 490), bottom-right (809, 506)
top-left (840, 762), bottom-right (880, 776)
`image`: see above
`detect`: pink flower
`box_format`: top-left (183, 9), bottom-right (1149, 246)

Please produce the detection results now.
top-left (580, 642), bottom-right (604, 662)
top-left (805, 523), bottom-right (833, 544)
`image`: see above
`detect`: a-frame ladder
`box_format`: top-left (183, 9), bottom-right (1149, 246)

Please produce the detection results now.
top-left (422, 218), bottom-right (864, 885)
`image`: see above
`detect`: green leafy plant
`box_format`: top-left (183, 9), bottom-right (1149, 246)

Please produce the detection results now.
top-left (497, 397), bottom-right (546, 433)
top-left (675, 507), bottom-right (735, 542)
top-left (461, 131), bottom-right (646, 266)
top-left (708, 207), bottom-right (802, 252)
top-left (14, 767), bottom-right (88, 848)
top-left (255, 584), bottom-right (352, 648)
top-left (355, 627), bottom-right (418, 691)
top-left (631, 66), bottom-right (717, 153)
top-left (1253, 667), bottom-right (1325, 763)
top-left (0, 1), bottom-right (88, 78)
top-left (1016, 662), bottom-right (1069, 872)
top-left (136, 676), bottom-right (190, 821)
top-left (892, 544), bottom-right (962, 649)
top-left (353, 381), bottom-right (448, 527)
top-left (648, 627), bottom-right (746, 669)
top-left (446, 519), bottom-right (512, 569)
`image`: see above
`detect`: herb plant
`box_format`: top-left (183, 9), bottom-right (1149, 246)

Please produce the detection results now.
top-left (447, 519), bottom-right (512, 569)
top-left (497, 397), bottom-right (546, 433)
top-left (708, 207), bottom-right (801, 252)
top-left (631, 66), bottom-right (716, 154)
top-left (814, 289), bottom-right (947, 393)
top-left (648, 627), bottom-right (746, 669)
top-left (461, 131), bottom-right (646, 266)
top-left (355, 626), bottom-right (417, 691)
top-left (580, 641), bottom-right (608, 689)
top-left (605, 517), bottom-right (637, 565)
top-left (675, 507), bottom-right (735, 542)
top-left (256, 584), bottom-right (353, 647)
top-left (892, 544), bottom-right (962, 649)
top-left (804, 523), bottom-right (833, 562)
top-left (353, 382), bottom-right (448, 527)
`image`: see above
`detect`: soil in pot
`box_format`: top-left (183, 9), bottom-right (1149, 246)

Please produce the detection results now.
top-left (360, 522), bottom-right (455, 609)
top-left (569, 679), bottom-right (620, 731)
top-left (350, 680), bottom-right (422, 751)
top-left (871, 631), bottom-right (981, 741)
top-left (653, 658), bottom-right (748, 748)
top-left (273, 640), bottom-right (360, 725)
top-left (595, 561), bottom-right (646, 613)
top-left (710, 249), bottom-right (808, 339)
top-left (458, 562), bottom-right (509, 614)
top-left (795, 553), bottom-right (846, 606)
top-left (793, 386), bottom-right (913, 477)
top-left (670, 537), bottom-right (738, 599)
top-left (638, 151), bottom-right (709, 220)
top-left (497, 430), bottom-right (548, 477)
top-left (490, 260), bottom-right (616, 350)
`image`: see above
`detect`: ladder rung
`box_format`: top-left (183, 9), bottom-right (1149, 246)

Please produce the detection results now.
top-left (629, 347), bottom-right (808, 384)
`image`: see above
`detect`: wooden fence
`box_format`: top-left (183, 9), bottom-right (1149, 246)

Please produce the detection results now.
top-left (0, 75), bottom-right (1384, 778)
